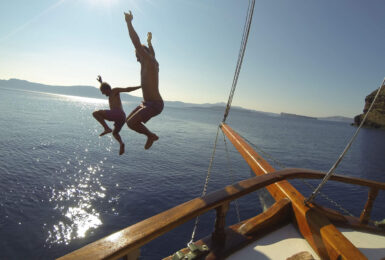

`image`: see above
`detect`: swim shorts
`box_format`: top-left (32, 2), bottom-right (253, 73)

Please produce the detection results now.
top-left (128, 100), bottom-right (164, 123)
top-left (104, 109), bottom-right (126, 133)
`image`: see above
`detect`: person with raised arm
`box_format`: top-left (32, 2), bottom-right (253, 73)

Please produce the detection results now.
top-left (124, 11), bottom-right (163, 150)
top-left (92, 75), bottom-right (141, 155)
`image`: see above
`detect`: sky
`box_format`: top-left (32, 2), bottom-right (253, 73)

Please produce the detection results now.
top-left (0, 0), bottom-right (384, 117)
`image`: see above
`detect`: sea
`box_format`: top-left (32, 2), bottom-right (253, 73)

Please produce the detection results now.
top-left (0, 86), bottom-right (384, 260)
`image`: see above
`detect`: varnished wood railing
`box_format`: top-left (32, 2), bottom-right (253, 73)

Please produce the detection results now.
top-left (221, 123), bottom-right (384, 259)
top-left (58, 168), bottom-right (385, 260)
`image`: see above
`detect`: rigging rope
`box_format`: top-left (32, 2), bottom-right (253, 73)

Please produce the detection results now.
top-left (223, 0), bottom-right (255, 123)
top-left (305, 78), bottom-right (385, 204)
top-left (189, 0), bottom-right (256, 244)
top-left (189, 126), bottom-right (220, 244)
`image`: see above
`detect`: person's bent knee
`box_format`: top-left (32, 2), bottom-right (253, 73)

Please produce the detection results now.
top-left (127, 117), bottom-right (144, 129)
top-left (126, 119), bottom-right (136, 129)
top-left (92, 110), bottom-right (100, 118)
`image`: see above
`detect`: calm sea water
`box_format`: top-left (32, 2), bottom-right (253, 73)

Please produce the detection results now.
top-left (0, 87), bottom-right (384, 259)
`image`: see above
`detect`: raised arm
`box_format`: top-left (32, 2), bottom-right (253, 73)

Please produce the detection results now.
top-left (124, 11), bottom-right (145, 56)
top-left (113, 86), bottom-right (141, 94)
top-left (147, 32), bottom-right (155, 57)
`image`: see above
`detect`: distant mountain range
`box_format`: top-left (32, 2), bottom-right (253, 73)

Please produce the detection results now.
top-left (0, 78), bottom-right (224, 108)
top-left (0, 78), bottom-right (141, 102)
top-left (0, 78), bottom-right (352, 123)
top-left (281, 112), bottom-right (317, 120)
top-left (0, 78), bottom-right (251, 111)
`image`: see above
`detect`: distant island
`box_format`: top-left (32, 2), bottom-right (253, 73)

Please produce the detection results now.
top-left (0, 78), bottom-right (352, 123)
top-left (281, 112), bottom-right (317, 120)
top-left (317, 116), bottom-right (353, 123)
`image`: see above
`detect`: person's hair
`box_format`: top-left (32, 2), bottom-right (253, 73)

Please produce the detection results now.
top-left (100, 82), bottom-right (111, 91)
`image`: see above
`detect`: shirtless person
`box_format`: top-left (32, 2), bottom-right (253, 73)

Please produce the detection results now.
top-left (92, 75), bottom-right (141, 155)
top-left (124, 11), bottom-right (164, 150)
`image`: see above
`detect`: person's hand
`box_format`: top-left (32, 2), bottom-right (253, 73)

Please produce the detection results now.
top-left (124, 11), bottom-right (133, 23)
top-left (96, 75), bottom-right (102, 83)
top-left (147, 32), bottom-right (152, 44)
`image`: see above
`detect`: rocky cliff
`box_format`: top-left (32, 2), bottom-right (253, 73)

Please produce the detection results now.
top-left (353, 86), bottom-right (385, 129)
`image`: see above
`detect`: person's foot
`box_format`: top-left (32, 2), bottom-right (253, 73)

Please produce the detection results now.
top-left (145, 134), bottom-right (159, 150)
top-left (119, 143), bottom-right (125, 155)
top-left (100, 128), bottom-right (112, 136)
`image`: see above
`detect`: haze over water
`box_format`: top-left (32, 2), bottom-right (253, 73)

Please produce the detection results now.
top-left (1, 86), bottom-right (384, 259)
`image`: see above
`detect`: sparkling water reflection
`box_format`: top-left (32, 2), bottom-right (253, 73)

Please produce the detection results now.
top-left (46, 161), bottom-right (105, 245)
top-left (43, 91), bottom-right (117, 245)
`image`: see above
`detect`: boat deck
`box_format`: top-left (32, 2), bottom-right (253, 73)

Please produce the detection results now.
top-left (339, 227), bottom-right (385, 260)
top-left (227, 223), bottom-right (319, 259)
top-left (226, 224), bottom-right (385, 260)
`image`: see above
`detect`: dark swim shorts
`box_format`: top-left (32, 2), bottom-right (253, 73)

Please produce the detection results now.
top-left (104, 109), bottom-right (126, 133)
top-left (129, 100), bottom-right (164, 123)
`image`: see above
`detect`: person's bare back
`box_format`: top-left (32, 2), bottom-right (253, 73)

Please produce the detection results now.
top-left (108, 89), bottom-right (124, 110)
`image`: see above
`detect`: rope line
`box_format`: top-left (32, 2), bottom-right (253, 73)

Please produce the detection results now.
top-left (189, 126), bottom-right (220, 244)
top-left (189, 0), bottom-right (256, 244)
top-left (305, 78), bottom-right (385, 203)
top-left (223, 0), bottom-right (255, 122)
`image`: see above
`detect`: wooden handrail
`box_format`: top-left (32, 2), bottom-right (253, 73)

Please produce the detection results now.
top-left (220, 123), bottom-right (374, 259)
top-left (59, 168), bottom-right (385, 260)
top-left (289, 169), bottom-right (385, 190)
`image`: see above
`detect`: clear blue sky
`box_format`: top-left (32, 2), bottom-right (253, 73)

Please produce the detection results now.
top-left (0, 0), bottom-right (384, 117)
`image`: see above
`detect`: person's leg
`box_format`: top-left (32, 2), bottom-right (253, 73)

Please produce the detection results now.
top-left (92, 110), bottom-right (112, 136)
top-left (126, 108), bottom-right (158, 149)
top-left (126, 105), bottom-right (141, 121)
top-left (112, 128), bottom-right (125, 155)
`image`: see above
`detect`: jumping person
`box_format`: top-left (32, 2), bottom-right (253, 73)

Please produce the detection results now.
top-left (92, 75), bottom-right (141, 155)
top-left (124, 11), bottom-right (164, 150)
